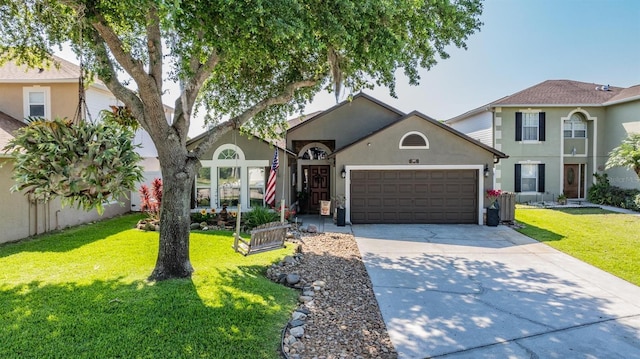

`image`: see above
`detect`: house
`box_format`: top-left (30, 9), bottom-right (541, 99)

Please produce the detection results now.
top-left (447, 80), bottom-right (640, 202)
top-left (0, 56), bottom-right (168, 244)
top-left (188, 93), bottom-right (507, 225)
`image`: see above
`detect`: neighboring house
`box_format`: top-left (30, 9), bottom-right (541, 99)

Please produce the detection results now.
top-left (0, 56), bottom-right (169, 244)
top-left (188, 93), bottom-right (507, 225)
top-left (447, 80), bottom-right (640, 202)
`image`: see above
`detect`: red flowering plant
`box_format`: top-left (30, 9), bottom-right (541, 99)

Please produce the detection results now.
top-left (139, 178), bottom-right (162, 220)
top-left (485, 189), bottom-right (502, 209)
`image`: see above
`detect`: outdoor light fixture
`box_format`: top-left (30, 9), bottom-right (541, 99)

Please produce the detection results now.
top-left (341, 167), bottom-right (346, 178)
top-left (484, 164), bottom-right (490, 178)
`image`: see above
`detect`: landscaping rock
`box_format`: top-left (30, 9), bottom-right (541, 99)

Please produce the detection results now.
top-left (307, 224), bottom-right (318, 233)
top-left (290, 326), bottom-right (304, 338)
top-left (286, 273), bottom-right (301, 285)
top-left (190, 223), bottom-right (200, 230)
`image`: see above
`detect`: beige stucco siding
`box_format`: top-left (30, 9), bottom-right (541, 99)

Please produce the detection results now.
top-left (1, 159), bottom-right (130, 244)
top-left (287, 96), bottom-right (401, 150)
top-left (496, 106), bottom-right (606, 200)
top-left (0, 82), bottom-right (78, 121)
top-left (602, 100), bottom-right (640, 189)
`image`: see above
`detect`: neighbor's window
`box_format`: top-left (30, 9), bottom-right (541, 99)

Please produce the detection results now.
top-left (23, 86), bottom-right (50, 120)
top-left (515, 163), bottom-right (545, 193)
top-left (564, 113), bottom-right (587, 138)
top-left (516, 112), bottom-right (546, 142)
top-left (522, 113), bottom-right (539, 141)
top-left (218, 167), bottom-right (240, 207)
top-left (521, 164), bottom-right (538, 192)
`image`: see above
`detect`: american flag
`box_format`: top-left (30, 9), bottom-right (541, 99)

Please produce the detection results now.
top-left (265, 148), bottom-right (279, 207)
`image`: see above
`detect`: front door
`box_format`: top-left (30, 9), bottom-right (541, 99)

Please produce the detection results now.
top-left (564, 164), bottom-right (585, 198)
top-left (303, 165), bottom-right (330, 213)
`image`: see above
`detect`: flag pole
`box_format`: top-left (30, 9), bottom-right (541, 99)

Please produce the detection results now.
top-left (280, 148), bottom-right (286, 223)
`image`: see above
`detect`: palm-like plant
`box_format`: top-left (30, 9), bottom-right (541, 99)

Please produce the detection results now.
top-left (606, 133), bottom-right (640, 179)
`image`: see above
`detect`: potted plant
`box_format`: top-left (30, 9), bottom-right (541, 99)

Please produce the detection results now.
top-left (485, 189), bottom-right (502, 226)
top-left (557, 193), bottom-right (567, 205)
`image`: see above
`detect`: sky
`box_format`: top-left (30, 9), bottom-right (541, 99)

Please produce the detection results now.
top-left (57, 0), bottom-right (640, 137)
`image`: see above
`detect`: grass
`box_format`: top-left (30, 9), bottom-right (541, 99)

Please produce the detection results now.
top-left (0, 213), bottom-right (298, 359)
top-left (515, 207), bottom-right (640, 286)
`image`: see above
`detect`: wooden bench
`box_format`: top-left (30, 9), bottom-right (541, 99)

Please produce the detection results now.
top-left (233, 221), bottom-right (291, 256)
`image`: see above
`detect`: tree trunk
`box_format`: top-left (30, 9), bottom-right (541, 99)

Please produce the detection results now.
top-left (148, 154), bottom-right (197, 281)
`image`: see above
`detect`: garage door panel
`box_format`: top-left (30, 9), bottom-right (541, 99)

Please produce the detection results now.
top-left (351, 169), bottom-right (477, 224)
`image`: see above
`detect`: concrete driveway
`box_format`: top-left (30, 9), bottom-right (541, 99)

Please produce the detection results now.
top-left (353, 224), bottom-right (640, 358)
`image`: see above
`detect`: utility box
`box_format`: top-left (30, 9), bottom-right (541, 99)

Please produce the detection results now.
top-left (498, 192), bottom-right (516, 223)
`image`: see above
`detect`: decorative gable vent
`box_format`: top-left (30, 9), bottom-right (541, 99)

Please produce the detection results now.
top-left (399, 131), bottom-right (429, 149)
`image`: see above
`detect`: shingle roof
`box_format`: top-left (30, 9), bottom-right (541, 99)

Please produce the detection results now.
top-left (0, 111), bottom-right (25, 153)
top-left (604, 85), bottom-right (640, 105)
top-left (0, 55), bottom-right (81, 82)
top-left (492, 80), bottom-right (624, 106)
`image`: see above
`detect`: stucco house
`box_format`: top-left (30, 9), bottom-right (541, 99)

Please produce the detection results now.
top-left (447, 80), bottom-right (640, 202)
top-left (188, 93), bottom-right (507, 225)
top-left (0, 56), bottom-right (169, 243)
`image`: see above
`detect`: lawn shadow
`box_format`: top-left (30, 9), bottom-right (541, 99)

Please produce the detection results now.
top-left (0, 213), bottom-right (145, 257)
top-left (0, 266), bottom-right (295, 359)
top-left (516, 222), bottom-right (564, 242)
top-left (551, 207), bottom-right (617, 215)
top-left (358, 243), bottom-right (640, 358)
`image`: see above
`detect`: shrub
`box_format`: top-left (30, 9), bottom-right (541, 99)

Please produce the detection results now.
top-left (588, 173), bottom-right (640, 210)
top-left (244, 206), bottom-right (279, 229)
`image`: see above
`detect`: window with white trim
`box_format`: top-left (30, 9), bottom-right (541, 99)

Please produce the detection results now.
top-left (23, 86), bottom-right (51, 120)
top-left (195, 144), bottom-right (270, 210)
top-left (564, 113), bottom-right (587, 138)
top-left (515, 163), bottom-right (545, 193)
top-left (515, 112), bottom-right (546, 142)
top-left (521, 164), bottom-right (537, 192)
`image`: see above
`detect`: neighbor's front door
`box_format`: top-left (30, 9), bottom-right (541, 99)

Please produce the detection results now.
top-left (564, 164), bottom-right (585, 198)
top-left (304, 165), bottom-right (330, 213)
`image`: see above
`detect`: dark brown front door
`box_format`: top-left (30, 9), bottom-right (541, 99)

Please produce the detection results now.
top-left (303, 165), bottom-right (330, 213)
top-left (350, 169), bottom-right (478, 224)
top-left (564, 164), bottom-right (585, 198)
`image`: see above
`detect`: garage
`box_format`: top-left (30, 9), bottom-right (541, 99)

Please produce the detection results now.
top-left (350, 169), bottom-right (478, 224)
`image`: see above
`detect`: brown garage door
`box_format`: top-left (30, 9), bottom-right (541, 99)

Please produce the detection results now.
top-left (350, 170), bottom-right (478, 224)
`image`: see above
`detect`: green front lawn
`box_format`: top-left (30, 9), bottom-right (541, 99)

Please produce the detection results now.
top-left (0, 214), bottom-right (297, 359)
top-left (516, 207), bottom-right (640, 286)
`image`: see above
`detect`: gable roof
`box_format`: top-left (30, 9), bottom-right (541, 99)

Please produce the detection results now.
top-left (492, 80), bottom-right (624, 106)
top-left (0, 111), bottom-right (25, 156)
top-left (0, 55), bottom-right (81, 83)
top-left (330, 110), bottom-right (508, 159)
top-left (286, 92), bottom-right (405, 133)
top-left (187, 127), bottom-right (294, 156)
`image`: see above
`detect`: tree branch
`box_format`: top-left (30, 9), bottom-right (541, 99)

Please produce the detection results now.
top-left (191, 79), bottom-right (317, 158)
top-left (87, 28), bottom-right (150, 131)
top-left (173, 51), bottom-right (220, 143)
top-left (146, 5), bottom-right (163, 92)
top-left (91, 16), bottom-right (151, 90)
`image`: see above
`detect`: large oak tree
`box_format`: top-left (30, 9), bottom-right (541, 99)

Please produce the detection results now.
top-left (0, 0), bottom-right (483, 280)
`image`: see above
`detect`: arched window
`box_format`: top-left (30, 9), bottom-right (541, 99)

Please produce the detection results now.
top-left (399, 131), bottom-right (429, 149)
top-left (564, 113), bottom-right (587, 138)
top-left (301, 146), bottom-right (329, 160)
top-left (197, 144), bottom-right (268, 209)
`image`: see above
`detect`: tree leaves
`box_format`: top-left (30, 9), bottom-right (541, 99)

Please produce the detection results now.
top-left (3, 118), bottom-right (144, 215)
top-left (606, 133), bottom-right (640, 178)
